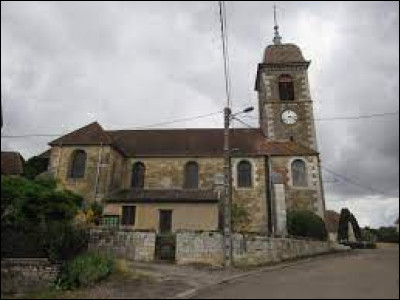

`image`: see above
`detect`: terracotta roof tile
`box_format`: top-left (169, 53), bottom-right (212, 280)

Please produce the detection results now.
top-left (264, 43), bottom-right (306, 64)
top-left (49, 123), bottom-right (318, 157)
top-left (49, 122), bottom-right (112, 146)
top-left (1, 152), bottom-right (25, 175)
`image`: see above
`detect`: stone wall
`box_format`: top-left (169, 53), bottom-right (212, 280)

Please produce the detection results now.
top-left (176, 231), bottom-right (224, 266)
top-left (1, 258), bottom-right (59, 296)
top-left (175, 231), bottom-right (333, 267)
top-left (233, 235), bottom-right (331, 267)
top-left (88, 228), bottom-right (156, 262)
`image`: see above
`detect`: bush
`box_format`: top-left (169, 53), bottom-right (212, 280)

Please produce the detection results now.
top-left (46, 223), bottom-right (89, 262)
top-left (57, 252), bottom-right (115, 290)
top-left (287, 210), bottom-right (328, 241)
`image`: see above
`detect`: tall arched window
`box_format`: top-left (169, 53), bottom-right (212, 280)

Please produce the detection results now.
top-left (292, 159), bottom-right (307, 187)
top-left (131, 162), bottom-right (145, 188)
top-left (279, 74), bottom-right (295, 101)
top-left (69, 150), bottom-right (87, 179)
top-left (238, 160), bottom-right (252, 188)
top-left (184, 161), bottom-right (199, 189)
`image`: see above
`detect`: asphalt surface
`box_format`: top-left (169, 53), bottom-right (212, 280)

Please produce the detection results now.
top-left (194, 247), bottom-right (399, 299)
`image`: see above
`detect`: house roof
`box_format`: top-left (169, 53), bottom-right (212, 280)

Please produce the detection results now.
top-left (324, 210), bottom-right (341, 233)
top-left (1, 152), bottom-right (25, 176)
top-left (49, 122), bottom-right (318, 157)
top-left (106, 188), bottom-right (220, 204)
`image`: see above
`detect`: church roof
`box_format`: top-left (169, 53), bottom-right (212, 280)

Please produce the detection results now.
top-left (263, 43), bottom-right (307, 64)
top-left (50, 122), bottom-right (113, 146)
top-left (49, 122), bottom-right (318, 157)
top-left (1, 151), bottom-right (25, 176)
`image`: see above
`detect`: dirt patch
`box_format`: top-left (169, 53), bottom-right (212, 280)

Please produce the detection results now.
top-left (5, 272), bottom-right (190, 299)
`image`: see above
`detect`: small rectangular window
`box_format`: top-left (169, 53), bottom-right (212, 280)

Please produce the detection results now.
top-left (102, 215), bottom-right (119, 227)
top-left (121, 206), bottom-right (136, 226)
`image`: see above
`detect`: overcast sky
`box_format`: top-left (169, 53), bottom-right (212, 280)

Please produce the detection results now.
top-left (1, 1), bottom-right (399, 228)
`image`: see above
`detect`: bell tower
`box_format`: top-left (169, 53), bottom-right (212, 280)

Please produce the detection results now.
top-left (255, 10), bottom-right (318, 151)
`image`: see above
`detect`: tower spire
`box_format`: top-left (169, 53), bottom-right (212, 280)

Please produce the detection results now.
top-left (273, 4), bottom-right (282, 45)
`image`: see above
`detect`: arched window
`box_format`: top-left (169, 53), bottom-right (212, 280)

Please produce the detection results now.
top-left (238, 160), bottom-right (252, 188)
top-left (69, 150), bottom-right (87, 179)
top-left (131, 162), bottom-right (145, 188)
top-left (292, 159), bottom-right (307, 187)
top-left (279, 75), bottom-right (295, 101)
top-left (184, 161), bottom-right (199, 189)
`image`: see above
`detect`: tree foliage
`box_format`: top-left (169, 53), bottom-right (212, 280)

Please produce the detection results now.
top-left (1, 176), bottom-right (86, 261)
top-left (1, 176), bottom-right (82, 225)
top-left (338, 208), bottom-right (362, 242)
top-left (23, 155), bottom-right (50, 180)
top-left (287, 210), bottom-right (328, 241)
top-left (363, 226), bottom-right (399, 244)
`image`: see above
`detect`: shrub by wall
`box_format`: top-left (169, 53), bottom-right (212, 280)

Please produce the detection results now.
top-left (287, 210), bottom-right (328, 241)
top-left (57, 252), bottom-right (115, 290)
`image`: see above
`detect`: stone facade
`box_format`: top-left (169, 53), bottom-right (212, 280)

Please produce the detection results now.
top-left (49, 145), bottom-right (125, 203)
top-left (1, 258), bottom-right (59, 296)
top-left (88, 228), bottom-right (156, 262)
top-left (271, 155), bottom-right (325, 218)
top-left (258, 69), bottom-right (318, 151)
top-left (175, 231), bottom-right (333, 267)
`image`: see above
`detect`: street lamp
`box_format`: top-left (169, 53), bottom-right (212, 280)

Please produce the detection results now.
top-left (223, 105), bottom-right (254, 267)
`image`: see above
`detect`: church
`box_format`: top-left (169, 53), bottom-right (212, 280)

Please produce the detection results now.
top-left (47, 25), bottom-right (326, 236)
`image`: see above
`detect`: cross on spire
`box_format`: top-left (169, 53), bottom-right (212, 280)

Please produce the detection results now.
top-left (273, 4), bottom-right (282, 45)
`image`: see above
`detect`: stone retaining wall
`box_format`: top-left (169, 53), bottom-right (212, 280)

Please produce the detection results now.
top-left (88, 228), bottom-right (156, 262)
top-left (176, 231), bottom-right (333, 266)
top-left (1, 258), bottom-right (59, 296)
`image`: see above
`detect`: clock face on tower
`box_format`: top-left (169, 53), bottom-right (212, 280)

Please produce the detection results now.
top-left (281, 110), bottom-right (298, 125)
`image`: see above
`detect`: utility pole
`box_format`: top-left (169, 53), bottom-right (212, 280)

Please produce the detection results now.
top-left (223, 106), bottom-right (233, 267)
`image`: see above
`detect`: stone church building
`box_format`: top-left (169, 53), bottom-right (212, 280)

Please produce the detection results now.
top-left (48, 30), bottom-right (326, 235)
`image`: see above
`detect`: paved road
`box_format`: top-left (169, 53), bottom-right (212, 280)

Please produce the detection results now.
top-left (195, 247), bottom-right (399, 299)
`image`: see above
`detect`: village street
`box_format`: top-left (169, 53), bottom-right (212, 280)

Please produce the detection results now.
top-left (192, 247), bottom-right (399, 299)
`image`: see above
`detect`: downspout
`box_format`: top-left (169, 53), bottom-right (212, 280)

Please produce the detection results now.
top-left (317, 154), bottom-right (327, 220)
top-left (56, 142), bottom-right (63, 178)
top-left (267, 155), bottom-right (275, 236)
top-left (94, 143), bottom-right (104, 202)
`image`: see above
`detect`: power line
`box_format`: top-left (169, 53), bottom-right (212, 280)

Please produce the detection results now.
top-left (1, 110), bottom-right (224, 139)
top-left (233, 116), bottom-right (391, 197)
top-left (218, 0), bottom-right (232, 108)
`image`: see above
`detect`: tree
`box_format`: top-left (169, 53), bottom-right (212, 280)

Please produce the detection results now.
top-left (338, 208), bottom-right (362, 242)
top-left (287, 210), bottom-right (328, 241)
top-left (23, 155), bottom-right (50, 180)
top-left (1, 176), bottom-right (82, 226)
top-left (1, 176), bottom-right (86, 261)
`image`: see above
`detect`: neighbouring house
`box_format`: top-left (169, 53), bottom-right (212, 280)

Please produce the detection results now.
top-left (47, 25), bottom-right (326, 235)
top-left (1, 151), bottom-right (25, 176)
top-left (325, 210), bottom-right (340, 242)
